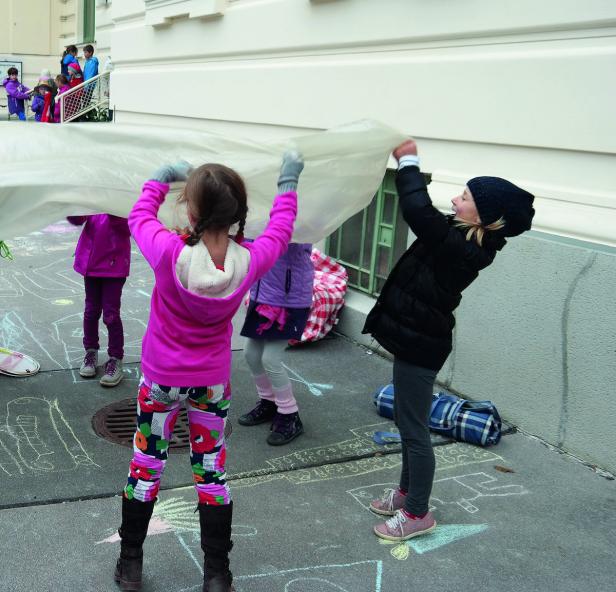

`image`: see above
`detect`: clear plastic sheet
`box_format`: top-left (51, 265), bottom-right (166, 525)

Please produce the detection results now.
top-left (0, 119), bottom-right (405, 242)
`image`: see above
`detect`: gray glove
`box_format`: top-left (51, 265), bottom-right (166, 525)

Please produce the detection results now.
top-left (150, 160), bottom-right (193, 184)
top-left (277, 150), bottom-right (304, 193)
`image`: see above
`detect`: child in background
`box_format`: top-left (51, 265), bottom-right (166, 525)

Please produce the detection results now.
top-left (363, 138), bottom-right (535, 542)
top-left (83, 44), bottom-right (99, 81)
top-left (60, 45), bottom-right (78, 78)
top-left (238, 241), bottom-right (314, 445)
top-left (67, 61), bottom-right (84, 87)
top-left (53, 75), bottom-right (70, 123)
top-left (114, 152), bottom-right (303, 592)
top-left (38, 69), bottom-right (57, 115)
top-left (67, 215), bottom-right (131, 387)
top-left (66, 62), bottom-right (84, 119)
top-left (38, 69), bottom-right (57, 94)
top-left (30, 82), bottom-right (54, 123)
top-left (2, 67), bottom-right (30, 121)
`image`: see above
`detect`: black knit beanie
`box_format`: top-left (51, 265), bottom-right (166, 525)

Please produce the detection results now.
top-left (466, 176), bottom-right (535, 237)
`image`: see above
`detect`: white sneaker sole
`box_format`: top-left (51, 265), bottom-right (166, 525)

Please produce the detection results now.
top-left (373, 520), bottom-right (437, 541)
top-left (100, 374), bottom-right (123, 387)
top-left (369, 504), bottom-right (399, 516)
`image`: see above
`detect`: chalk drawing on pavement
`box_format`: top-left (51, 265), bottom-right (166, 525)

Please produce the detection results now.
top-left (231, 422), bottom-right (402, 489)
top-left (281, 362), bottom-right (333, 397)
top-left (0, 397), bottom-right (98, 476)
top-left (0, 311), bottom-right (65, 370)
top-left (231, 560), bottom-right (383, 592)
top-left (430, 471), bottom-right (528, 513)
top-left (96, 496), bottom-right (258, 545)
top-left (0, 224), bottom-right (153, 372)
top-left (11, 258), bottom-right (82, 301)
top-left (348, 470), bottom-right (528, 517)
top-left (51, 312), bottom-right (146, 383)
top-left (378, 523), bottom-right (490, 560)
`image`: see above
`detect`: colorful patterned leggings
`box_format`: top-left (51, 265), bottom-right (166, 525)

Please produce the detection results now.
top-left (124, 376), bottom-right (231, 505)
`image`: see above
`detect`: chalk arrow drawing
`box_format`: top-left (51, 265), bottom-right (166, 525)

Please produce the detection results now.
top-left (281, 363), bottom-right (333, 397)
top-left (383, 524), bottom-right (489, 559)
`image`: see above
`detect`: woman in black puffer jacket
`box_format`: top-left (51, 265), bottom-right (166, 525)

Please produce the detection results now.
top-left (363, 138), bottom-right (535, 542)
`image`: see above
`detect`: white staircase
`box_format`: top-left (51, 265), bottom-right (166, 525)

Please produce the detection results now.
top-left (58, 71), bottom-right (111, 123)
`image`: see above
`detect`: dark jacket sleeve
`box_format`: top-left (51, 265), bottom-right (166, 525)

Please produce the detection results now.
top-left (396, 166), bottom-right (450, 248)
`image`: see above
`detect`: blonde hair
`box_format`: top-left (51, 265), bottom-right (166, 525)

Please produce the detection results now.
top-left (453, 217), bottom-right (505, 246)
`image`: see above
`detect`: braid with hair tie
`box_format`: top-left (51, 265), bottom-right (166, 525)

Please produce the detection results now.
top-left (234, 218), bottom-right (246, 244)
top-left (186, 220), bottom-right (207, 246)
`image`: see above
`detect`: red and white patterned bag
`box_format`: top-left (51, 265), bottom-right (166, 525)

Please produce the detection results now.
top-left (291, 249), bottom-right (348, 344)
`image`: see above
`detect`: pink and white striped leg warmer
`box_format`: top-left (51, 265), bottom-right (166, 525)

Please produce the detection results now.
top-left (272, 383), bottom-right (299, 415)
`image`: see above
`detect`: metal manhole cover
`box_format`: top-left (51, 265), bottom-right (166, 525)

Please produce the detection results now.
top-left (92, 398), bottom-right (232, 454)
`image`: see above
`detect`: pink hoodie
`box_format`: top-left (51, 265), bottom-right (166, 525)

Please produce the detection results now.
top-left (129, 180), bottom-right (297, 387)
top-left (67, 214), bottom-right (131, 277)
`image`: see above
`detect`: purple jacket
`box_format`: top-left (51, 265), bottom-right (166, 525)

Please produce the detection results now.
top-left (67, 215), bottom-right (131, 277)
top-left (2, 78), bottom-right (30, 115)
top-left (250, 243), bottom-right (314, 308)
top-left (31, 95), bottom-right (45, 121)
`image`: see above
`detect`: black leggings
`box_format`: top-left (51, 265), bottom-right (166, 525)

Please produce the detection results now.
top-left (393, 357), bottom-right (437, 515)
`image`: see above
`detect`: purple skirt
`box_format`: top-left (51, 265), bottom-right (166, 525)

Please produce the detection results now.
top-left (240, 300), bottom-right (310, 340)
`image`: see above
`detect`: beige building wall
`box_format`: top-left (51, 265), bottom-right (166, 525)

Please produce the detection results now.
top-left (102, 0), bottom-right (615, 247)
top-left (0, 0), bottom-right (100, 88)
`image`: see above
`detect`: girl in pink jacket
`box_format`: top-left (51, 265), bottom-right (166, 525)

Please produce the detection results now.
top-left (114, 152), bottom-right (303, 592)
top-left (67, 214), bottom-right (130, 387)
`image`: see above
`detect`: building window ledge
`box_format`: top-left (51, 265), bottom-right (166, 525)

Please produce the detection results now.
top-left (144, 0), bottom-right (226, 27)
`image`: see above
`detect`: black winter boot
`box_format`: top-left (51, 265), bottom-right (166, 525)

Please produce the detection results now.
top-left (114, 497), bottom-right (155, 591)
top-left (198, 502), bottom-right (235, 592)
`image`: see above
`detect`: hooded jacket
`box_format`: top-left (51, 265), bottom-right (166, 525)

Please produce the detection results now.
top-left (362, 166), bottom-right (506, 372)
top-left (67, 215), bottom-right (131, 277)
top-left (84, 56), bottom-right (99, 81)
top-left (31, 92), bottom-right (53, 122)
top-left (61, 54), bottom-right (77, 78)
top-left (249, 242), bottom-right (314, 308)
top-left (2, 78), bottom-right (30, 115)
top-left (129, 180), bottom-right (297, 387)
top-left (54, 84), bottom-right (71, 122)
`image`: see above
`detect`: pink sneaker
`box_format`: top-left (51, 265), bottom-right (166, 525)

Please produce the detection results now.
top-left (373, 510), bottom-right (436, 541)
top-left (369, 488), bottom-right (407, 516)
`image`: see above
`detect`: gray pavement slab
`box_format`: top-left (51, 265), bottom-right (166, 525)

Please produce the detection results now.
top-left (0, 434), bottom-right (613, 592)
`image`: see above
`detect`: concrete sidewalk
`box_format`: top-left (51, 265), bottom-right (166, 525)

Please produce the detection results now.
top-left (0, 223), bottom-right (614, 591)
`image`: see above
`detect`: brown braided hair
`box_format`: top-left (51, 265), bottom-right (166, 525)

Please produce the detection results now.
top-left (177, 164), bottom-right (248, 246)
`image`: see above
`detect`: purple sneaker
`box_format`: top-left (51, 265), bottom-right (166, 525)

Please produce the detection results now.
top-left (370, 488), bottom-right (407, 516)
top-left (373, 510), bottom-right (436, 542)
top-left (100, 357), bottom-right (123, 387)
top-left (267, 412), bottom-right (303, 446)
top-left (79, 349), bottom-right (98, 378)
top-left (238, 399), bottom-right (277, 426)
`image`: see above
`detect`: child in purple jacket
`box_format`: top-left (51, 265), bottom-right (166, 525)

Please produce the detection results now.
top-left (2, 67), bottom-right (30, 121)
top-left (114, 152), bottom-right (303, 592)
top-left (67, 214), bottom-right (131, 387)
top-left (238, 242), bottom-right (314, 445)
top-left (31, 82), bottom-right (54, 122)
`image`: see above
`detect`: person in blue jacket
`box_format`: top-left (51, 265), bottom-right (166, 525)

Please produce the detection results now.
top-left (60, 45), bottom-right (78, 78)
top-left (83, 45), bottom-right (99, 81)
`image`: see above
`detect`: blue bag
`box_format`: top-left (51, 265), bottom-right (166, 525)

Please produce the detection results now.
top-left (373, 383), bottom-right (395, 419)
top-left (373, 384), bottom-right (502, 446)
top-left (429, 392), bottom-right (502, 446)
